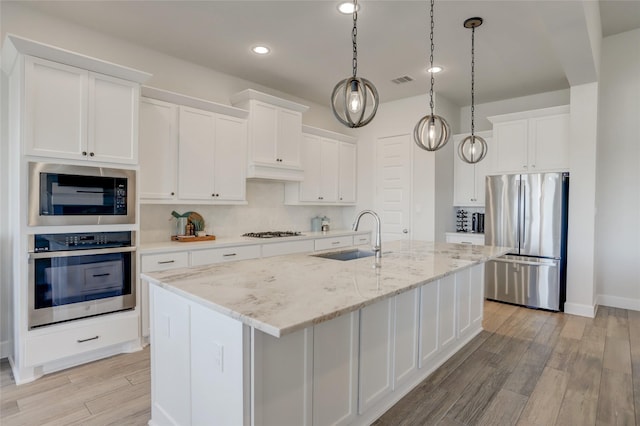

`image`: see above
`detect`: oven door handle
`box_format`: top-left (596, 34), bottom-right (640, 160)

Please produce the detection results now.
top-left (29, 246), bottom-right (136, 260)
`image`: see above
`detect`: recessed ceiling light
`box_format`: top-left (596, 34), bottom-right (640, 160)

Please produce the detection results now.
top-left (252, 45), bottom-right (270, 55)
top-left (427, 66), bottom-right (443, 73)
top-left (337, 2), bottom-right (360, 14)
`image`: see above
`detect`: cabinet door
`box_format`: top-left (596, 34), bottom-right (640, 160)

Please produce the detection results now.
top-left (277, 108), bottom-right (302, 167)
top-left (394, 289), bottom-right (419, 387)
top-left (88, 73), bottom-right (138, 164)
top-left (358, 298), bottom-right (393, 414)
top-left (469, 264), bottom-right (485, 329)
top-left (320, 138), bottom-right (339, 202)
top-left (494, 119), bottom-right (528, 173)
top-left (214, 115), bottom-right (247, 201)
top-left (438, 275), bottom-right (457, 352)
top-left (139, 98), bottom-right (178, 200)
top-left (178, 106), bottom-right (216, 200)
top-left (150, 285), bottom-right (191, 426)
top-left (299, 134), bottom-right (323, 201)
top-left (419, 280), bottom-right (439, 367)
top-left (251, 101), bottom-right (278, 164)
top-left (528, 113), bottom-right (569, 171)
top-left (473, 136), bottom-right (493, 206)
top-left (24, 56), bottom-right (87, 159)
top-left (338, 142), bottom-right (357, 203)
top-left (313, 312), bottom-right (359, 426)
top-left (453, 135), bottom-right (478, 206)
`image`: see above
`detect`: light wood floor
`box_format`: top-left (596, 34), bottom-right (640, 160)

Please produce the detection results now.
top-left (1, 302), bottom-right (638, 425)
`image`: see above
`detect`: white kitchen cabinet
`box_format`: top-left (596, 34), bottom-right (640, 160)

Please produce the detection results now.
top-left (445, 232), bottom-right (485, 246)
top-left (314, 235), bottom-right (354, 251)
top-left (262, 240), bottom-right (314, 257)
top-left (438, 275), bottom-right (457, 353)
top-left (231, 89), bottom-right (309, 181)
top-left (358, 298), bottom-right (394, 414)
top-left (139, 87), bottom-right (248, 204)
top-left (418, 280), bottom-right (439, 367)
top-left (393, 289), bottom-right (419, 387)
top-left (489, 105), bottom-right (569, 174)
top-left (139, 98), bottom-right (179, 200)
top-left (24, 56), bottom-right (140, 164)
top-left (190, 245), bottom-right (261, 266)
top-left (285, 126), bottom-right (358, 205)
top-left (313, 312), bottom-right (359, 426)
top-left (453, 131), bottom-right (493, 207)
top-left (457, 264), bottom-right (485, 340)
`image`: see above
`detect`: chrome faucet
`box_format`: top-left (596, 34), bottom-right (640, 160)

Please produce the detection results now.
top-left (352, 210), bottom-right (382, 261)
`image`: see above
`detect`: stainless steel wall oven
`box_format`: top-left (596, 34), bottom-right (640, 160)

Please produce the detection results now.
top-left (28, 162), bottom-right (136, 226)
top-left (28, 231), bottom-right (136, 328)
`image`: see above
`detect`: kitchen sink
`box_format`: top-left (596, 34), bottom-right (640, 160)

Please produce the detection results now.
top-left (312, 248), bottom-right (376, 261)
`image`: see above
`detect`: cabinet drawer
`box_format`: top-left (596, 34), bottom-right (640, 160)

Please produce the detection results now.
top-left (262, 240), bottom-right (314, 258)
top-left (315, 236), bottom-right (353, 251)
top-left (191, 245), bottom-right (261, 266)
top-left (141, 251), bottom-right (189, 272)
top-left (445, 234), bottom-right (485, 246)
top-left (25, 313), bottom-right (139, 366)
top-left (353, 234), bottom-right (371, 246)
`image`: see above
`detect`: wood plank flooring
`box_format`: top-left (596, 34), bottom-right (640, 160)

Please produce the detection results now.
top-left (1, 301), bottom-right (638, 425)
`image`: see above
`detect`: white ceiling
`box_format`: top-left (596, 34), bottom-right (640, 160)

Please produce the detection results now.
top-left (13, 0), bottom-right (640, 108)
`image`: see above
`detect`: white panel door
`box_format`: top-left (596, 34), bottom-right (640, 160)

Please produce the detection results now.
top-left (494, 119), bottom-right (528, 173)
top-left (277, 108), bottom-right (302, 167)
top-left (24, 56), bottom-right (87, 159)
top-left (358, 298), bottom-right (394, 414)
top-left (376, 134), bottom-right (412, 241)
top-left (313, 312), bottom-right (358, 426)
top-left (339, 142), bottom-right (357, 203)
top-left (320, 138), bottom-right (339, 202)
top-left (251, 101), bottom-right (278, 164)
top-left (139, 98), bottom-right (178, 200)
top-left (299, 134), bottom-right (323, 201)
top-left (178, 106), bottom-right (216, 200)
top-left (88, 72), bottom-right (138, 164)
top-left (214, 115), bottom-right (247, 201)
top-left (419, 280), bottom-right (439, 367)
top-left (394, 288), bottom-right (419, 387)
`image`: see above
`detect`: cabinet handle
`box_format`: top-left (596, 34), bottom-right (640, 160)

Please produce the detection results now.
top-left (82, 151), bottom-right (87, 156)
top-left (77, 336), bottom-right (99, 343)
top-left (523, 165), bottom-right (527, 169)
top-left (318, 196), bottom-right (324, 200)
top-left (92, 273), bottom-right (110, 278)
top-left (171, 192), bottom-right (175, 196)
top-left (331, 241), bottom-right (340, 245)
top-left (340, 197), bottom-right (343, 201)
top-left (223, 253), bottom-right (237, 257)
top-left (157, 260), bottom-right (175, 264)
top-left (358, 238), bottom-right (367, 242)
top-left (89, 152), bottom-right (95, 157)
top-left (532, 164), bottom-right (536, 168)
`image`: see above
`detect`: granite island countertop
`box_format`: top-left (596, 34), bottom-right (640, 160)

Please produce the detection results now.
top-left (141, 240), bottom-right (511, 338)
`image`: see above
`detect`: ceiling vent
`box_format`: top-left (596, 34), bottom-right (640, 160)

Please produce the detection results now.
top-left (391, 75), bottom-right (414, 84)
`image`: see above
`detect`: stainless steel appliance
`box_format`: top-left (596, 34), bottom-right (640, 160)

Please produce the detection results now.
top-left (485, 172), bottom-right (569, 311)
top-left (472, 212), bottom-right (485, 233)
top-left (29, 162), bottom-right (136, 226)
top-left (29, 231), bottom-right (136, 328)
top-left (242, 231), bottom-right (303, 238)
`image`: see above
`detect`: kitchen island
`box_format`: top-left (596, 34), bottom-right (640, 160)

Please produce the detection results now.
top-left (141, 240), bottom-right (510, 426)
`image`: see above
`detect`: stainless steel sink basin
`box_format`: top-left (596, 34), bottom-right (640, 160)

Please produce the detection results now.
top-left (312, 248), bottom-right (376, 261)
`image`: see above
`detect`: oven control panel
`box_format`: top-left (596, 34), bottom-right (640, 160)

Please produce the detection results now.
top-left (33, 231), bottom-right (133, 252)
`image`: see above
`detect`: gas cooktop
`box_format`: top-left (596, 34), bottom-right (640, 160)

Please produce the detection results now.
top-left (242, 231), bottom-right (303, 239)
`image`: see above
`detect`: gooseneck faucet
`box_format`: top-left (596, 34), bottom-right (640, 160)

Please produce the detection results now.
top-left (352, 210), bottom-right (382, 261)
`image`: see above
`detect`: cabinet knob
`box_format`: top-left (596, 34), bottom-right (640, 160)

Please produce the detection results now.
top-left (89, 152), bottom-right (95, 157)
top-left (340, 197), bottom-right (343, 201)
top-left (216, 194), bottom-right (220, 197)
top-left (532, 164), bottom-right (536, 168)
top-left (523, 165), bottom-right (527, 169)
top-left (171, 192), bottom-right (175, 196)
top-left (82, 151), bottom-right (87, 156)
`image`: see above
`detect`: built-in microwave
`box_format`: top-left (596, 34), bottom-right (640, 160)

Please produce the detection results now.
top-left (28, 162), bottom-right (136, 226)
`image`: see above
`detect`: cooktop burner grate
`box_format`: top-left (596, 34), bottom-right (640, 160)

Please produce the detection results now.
top-left (242, 231), bottom-right (303, 238)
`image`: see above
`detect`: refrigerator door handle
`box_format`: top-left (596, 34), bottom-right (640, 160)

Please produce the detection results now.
top-left (492, 257), bottom-right (558, 267)
top-left (521, 184), bottom-right (526, 248)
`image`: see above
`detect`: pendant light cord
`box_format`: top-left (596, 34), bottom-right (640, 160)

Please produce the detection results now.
top-left (471, 25), bottom-right (476, 138)
top-left (352, 0), bottom-right (358, 78)
top-left (429, 0), bottom-right (435, 117)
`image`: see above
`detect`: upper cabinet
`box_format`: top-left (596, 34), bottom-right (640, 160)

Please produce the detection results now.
top-left (284, 125), bottom-right (358, 205)
top-left (139, 87), bottom-right (248, 204)
top-left (17, 50), bottom-right (148, 165)
top-left (231, 89), bottom-right (309, 181)
top-left (453, 131), bottom-right (493, 207)
top-left (488, 105), bottom-right (570, 174)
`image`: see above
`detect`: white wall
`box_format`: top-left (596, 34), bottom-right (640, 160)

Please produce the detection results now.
top-left (0, 47), bottom-right (10, 357)
top-left (594, 28), bottom-right (640, 311)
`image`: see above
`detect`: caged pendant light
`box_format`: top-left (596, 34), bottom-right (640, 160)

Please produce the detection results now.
top-left (414, 0), bottom-right (451, 152)
top-left (458, 17), bottom-right (487, 164)
top-left (331, 0), bottom-right (379, 128)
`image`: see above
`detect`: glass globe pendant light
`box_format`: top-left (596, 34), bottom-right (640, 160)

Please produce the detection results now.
top-left (458, 17), bottom-right (488, 164)
top-left (414, 0), bottom-right (450, 152)
top-left (331, 0), bottom-right (379, 128)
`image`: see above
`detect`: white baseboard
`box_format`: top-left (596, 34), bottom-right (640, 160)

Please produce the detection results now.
top-left (597, 294), bottom-right (640, 312)
top-left (564, 302), bottom-right (597, 318)
top-left (0, 339), bottom-right (9, 359)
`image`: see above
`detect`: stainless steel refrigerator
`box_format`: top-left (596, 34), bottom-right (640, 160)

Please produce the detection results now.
top-left (484, 172), bottom-right (569, 311)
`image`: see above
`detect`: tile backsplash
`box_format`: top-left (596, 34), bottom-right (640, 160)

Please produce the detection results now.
top-left (140, 181), bottom-right (350, 243)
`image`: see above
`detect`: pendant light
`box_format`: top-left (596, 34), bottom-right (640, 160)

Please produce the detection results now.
top-left (414, 0), bottom-right (450, 152)
top-left (458, 17), bottom-right (488, 164)
top-left (331, 0), bottom-right (379, 128)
